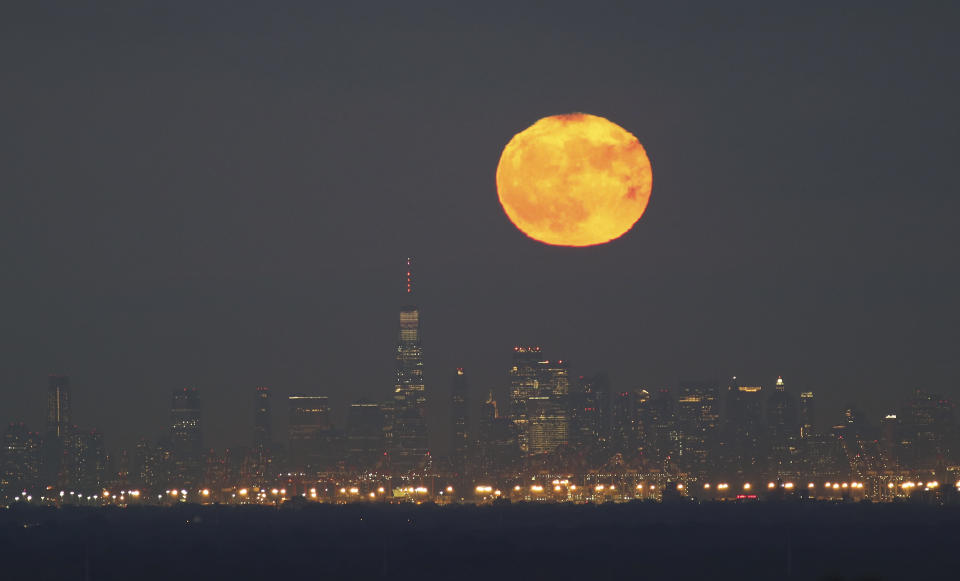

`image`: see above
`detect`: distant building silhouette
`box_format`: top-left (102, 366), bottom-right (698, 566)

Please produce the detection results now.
top-left (287, 394), bottom-right (332, 472)
top-left (391, 261), bottom-right (429, 472)
top-left (170, 387), bottom-right (203, 485)
top-left (450, 368), bottom-right (469, 472)
top-left (677, 381), bottom-right (720, 477)
top-left (41, 375), bottom-right (74, 487)
top-left (724, 380), bottom-right (764, 479)
top-left (253, 386), bottom-right (272, 448)
top-left (478, 390), bottom-right (518, 476)
top-left (508, 347), bottom-right (569, 456)
top-left (1, 423), bottom-right (41, 500)
top-left (346, 400), bottom-right (386, 471)
top-left (46, 375), bottom-right (71, 438)
top-left (766, 376), bottom-right (799, 479)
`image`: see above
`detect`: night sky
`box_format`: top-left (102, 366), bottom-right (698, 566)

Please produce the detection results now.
top-left (3, 2), bottom-right (958, 453)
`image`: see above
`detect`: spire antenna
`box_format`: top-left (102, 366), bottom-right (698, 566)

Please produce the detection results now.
top-left (406, 257), bottom-right (413, 294)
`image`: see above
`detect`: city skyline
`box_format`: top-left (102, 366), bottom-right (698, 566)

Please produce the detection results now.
top-left (3, 3), bottom-right (959, 455)
top-left (4, 288), bottom-right (955, 471)
top-left (3, 3), bottom-right (959, 579)
top-left (2, 278), bottom-right (956, 458)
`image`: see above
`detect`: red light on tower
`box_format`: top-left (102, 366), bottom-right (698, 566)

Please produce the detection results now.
top-left (406, 257), bottom-right (412, 294)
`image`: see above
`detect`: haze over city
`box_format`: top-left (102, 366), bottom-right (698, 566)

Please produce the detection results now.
top-left (3, 4), bottom-right (960, 579)
top-left (4, 3), bottom-right (958, 454)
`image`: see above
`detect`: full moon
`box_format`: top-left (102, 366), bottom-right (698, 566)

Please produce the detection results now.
top-left (496, 113), bottom-right (653, 247)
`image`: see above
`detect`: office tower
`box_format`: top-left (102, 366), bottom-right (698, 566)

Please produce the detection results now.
top-left (508, 347), bottom-right (570, 455)
top-left (131, 438), bottom-right (155, 491)
top-left (509, 346), bottom-right (543, 453)
top-left (40, 375), bottom-right (72, 486)
top-left (288, 395), bottom-right (332, 471)
top-left (1, 423), bottom-right (41, 500)
top-left (573, 373), bottom-right (611, 447)
top-left (677, 381), bottom-right (720, 475)
top-left (649, 388), bottom-right (679, 464)
top-left (250, 386), bottom-right (274, 483)
top-left (253, 386), bottom-right (272, 448)
top-left (632, 388), bottom-right (653, 454)
top-left (111, 448), bottom-right (129, 491)
top-left (799, 390), bottom-right (816, 439)
top-left (766, 376), bottom-right (799, 477)
top-left (46, 375), bottom-right (72, 438)
top-left (526, 396), bottom-right (568, 455)
top-left (478, 391), bottom-right (518, 476)
top-left (450, 368), bottom-right (469, 471)
top-left (901, 390), bottom-right (955, 470)
top-left (78, 429), bottom-right (106, 493)
top-left (879, 412), bottom-right (900, 465)
top-left (203, 449), bottom-right (231, 490)
top-left (170, 387), bottom-right (203, 485)
top-left (541, 359), bottom-right (570, 397)
top-left (391, 260), bottom-right (429, 472)
top-left (723, 380), bottom-right (765, 478)
top-left (609, 390), bottom-right (636, 454)
top-left (346, 400), bottom-right (386, 471)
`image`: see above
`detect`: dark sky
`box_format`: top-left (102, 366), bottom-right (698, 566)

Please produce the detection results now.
top-left (3, 2), bottom-right (959, 454)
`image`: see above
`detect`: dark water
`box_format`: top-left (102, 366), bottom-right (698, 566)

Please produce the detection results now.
top-left (1, 501), bottom-right (956, 580)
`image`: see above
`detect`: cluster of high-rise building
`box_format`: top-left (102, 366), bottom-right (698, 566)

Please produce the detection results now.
top-left (2, 262), bottom-right (959, 504)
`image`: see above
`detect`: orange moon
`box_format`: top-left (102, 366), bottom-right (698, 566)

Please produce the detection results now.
top-left (496, 113), bottom-right (653, 247)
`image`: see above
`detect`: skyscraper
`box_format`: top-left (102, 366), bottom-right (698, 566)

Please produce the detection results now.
top-left (799, 390), bottom-right (816, 439)
top-left (42, 375), bottom-right (77, 488)
top-left (46, 375), bottom-right (71, 438)
top-left (677, 381), bottom-right (720, 476)
top-left (1, 423), bottom-right (41, 500)
top-left (609, 391), bottom-right (637, 456)
top-left (251, 386), bottom-right (274, 483)
top-left (78, 429), bottom-right (106, 493)
top-left (509, 346), bottom-right (543, 449)
top-left (508, 347), bottom-right (569, 455)
top-left (766, 376), bottom-right (799, 478)
top-left (478, 390), bottom-right (518, 476)
top-left (450, 368), bottom-right (469, 471)
top-left (571, 373), bottom-right (610, 448)
top-left (526, 396), bottom-right (568, 455)
top-left (346, 400), bottom-right (386, 471)
top-left (723, 381), bottom-right (765, 478)
top-left (170, 387), bottom-right (203, 484)
top-left (253, 386), bottom-right (272, 449)
top-left (649, 388), bottom-right (680, 464)
top-left (391, 259), bottom-right (429, 472)
top-left (287, 394), bottom-right (332, 471)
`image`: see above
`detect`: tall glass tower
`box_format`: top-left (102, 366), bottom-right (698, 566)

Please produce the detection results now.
top-left (392, 258), bottom-right (429, 472)
top-left (170, 387), bottom-right (203, 485)
top-left (450, 368), bottom-right (469, 471)
top-left (46, 375), bottom-right (71, 438)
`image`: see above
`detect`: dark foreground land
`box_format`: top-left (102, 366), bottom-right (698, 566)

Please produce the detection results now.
top-left (2, 501), bottom-right (958, 580)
